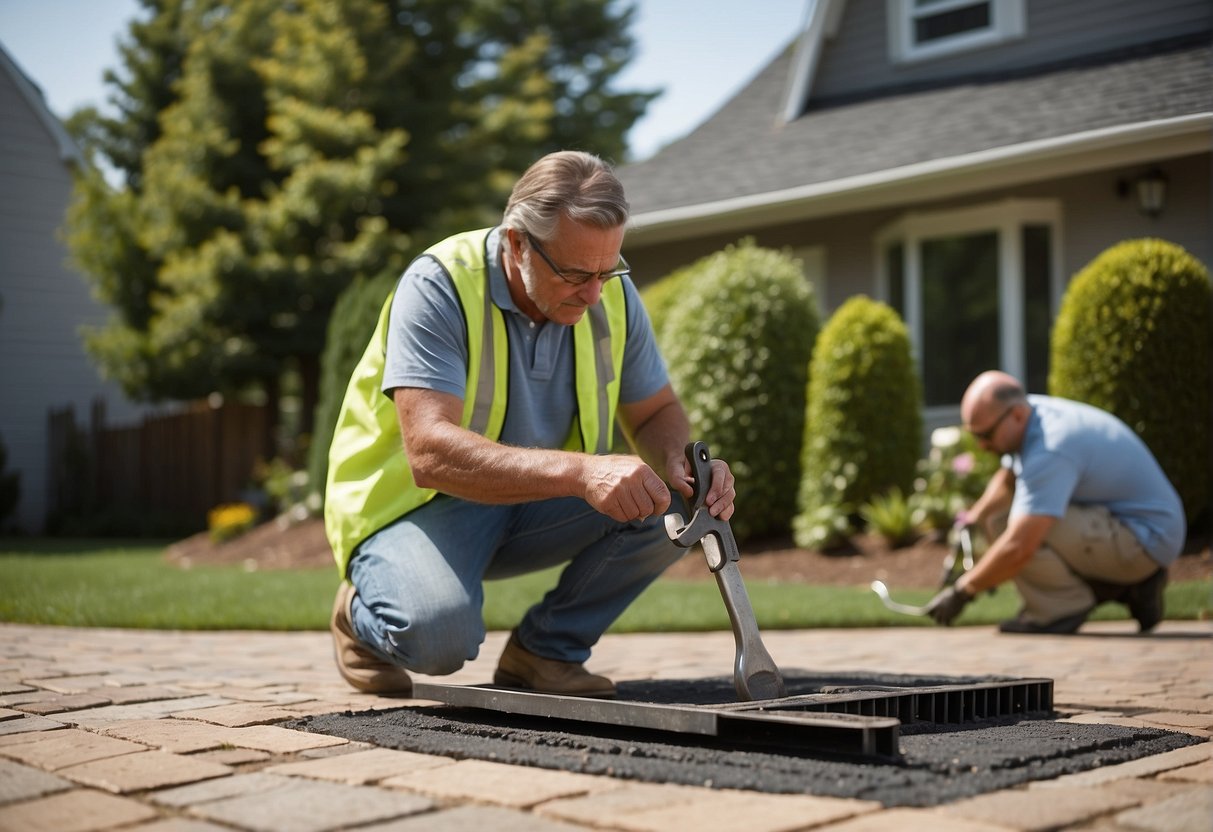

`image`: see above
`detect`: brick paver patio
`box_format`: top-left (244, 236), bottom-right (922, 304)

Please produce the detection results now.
top-left (0, 621), bottom-right (1208, 831)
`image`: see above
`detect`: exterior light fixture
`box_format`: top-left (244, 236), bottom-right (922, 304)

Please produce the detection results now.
top-left (1135, 168), bottom-right (1167, 218)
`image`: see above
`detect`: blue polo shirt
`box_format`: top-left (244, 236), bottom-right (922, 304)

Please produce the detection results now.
top-left (1010, 395), bottom-right (1185, 565)
top-left (382, 226), bottom-right (669, 450)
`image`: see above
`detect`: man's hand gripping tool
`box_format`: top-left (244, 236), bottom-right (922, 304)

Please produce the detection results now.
top-left (665, 441), bottom-right (786, 701)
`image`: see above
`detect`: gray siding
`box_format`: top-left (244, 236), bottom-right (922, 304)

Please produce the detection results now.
top-left (629, 153), bottom-right (1210, 324)
top-left (0, 53), bottom-right (152, 532)
top-left (813, 0), bottom-right (1213, 102)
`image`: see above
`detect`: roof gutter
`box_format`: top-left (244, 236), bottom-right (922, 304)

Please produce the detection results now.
top-left (626, 113), bottom-right (1212, 244)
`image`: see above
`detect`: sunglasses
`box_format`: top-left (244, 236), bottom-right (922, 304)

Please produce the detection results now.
top-left (525, 233), bottom-right (630, 287)
top-left (969, 405), bottom-right (1014, 441)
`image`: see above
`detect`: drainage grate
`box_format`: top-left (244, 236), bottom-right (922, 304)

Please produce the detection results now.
top-left (411, 676), bottom-right (1053, 759)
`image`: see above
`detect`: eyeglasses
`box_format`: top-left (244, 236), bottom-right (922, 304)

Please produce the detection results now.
top-left (525, 233), bottom-right (630, 286)
top-left (969, 406), bottom-right (1014, 441)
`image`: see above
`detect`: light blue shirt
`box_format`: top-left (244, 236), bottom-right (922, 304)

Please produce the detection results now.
top-left (1010, 395), bottom-right (1185, 565)
top-left (382, 227), bottom-right (669, 450)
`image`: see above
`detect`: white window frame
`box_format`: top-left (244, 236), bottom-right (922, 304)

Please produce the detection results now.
top-left (888, 0), bottom-right (1026, 64)
top-left (875, 199), bottom-right (1063, 424)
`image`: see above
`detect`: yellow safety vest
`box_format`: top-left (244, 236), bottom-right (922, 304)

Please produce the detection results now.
top-left (324, 227), bottom-right (628, 574)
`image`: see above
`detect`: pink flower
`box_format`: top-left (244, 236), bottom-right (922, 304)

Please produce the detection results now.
top-left (952, 452), bottom-right (975, 476)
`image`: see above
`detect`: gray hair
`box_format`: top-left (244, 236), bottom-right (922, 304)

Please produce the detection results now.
top-left (502, 151), bottom-right (629, 241)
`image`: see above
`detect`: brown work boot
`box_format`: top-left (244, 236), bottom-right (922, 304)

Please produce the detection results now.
top-left (330, 582), bottom-right (412, 695)
top-left (493, 629), bottom-right (616, 698)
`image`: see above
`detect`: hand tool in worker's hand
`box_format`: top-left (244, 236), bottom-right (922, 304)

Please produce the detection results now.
top-left (665, 441), bottom-right (786, 701)
top-left (938, 524), bottom-right (976, 588)
top-left (873, 523), bottom-right (979, 616)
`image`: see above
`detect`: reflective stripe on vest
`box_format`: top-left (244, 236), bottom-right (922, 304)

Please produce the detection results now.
top-left (323, 227), bottom-right (628, 575)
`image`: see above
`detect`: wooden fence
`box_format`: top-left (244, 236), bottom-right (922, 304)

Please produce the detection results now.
top-left (46, 398), bottom-right (271, 534)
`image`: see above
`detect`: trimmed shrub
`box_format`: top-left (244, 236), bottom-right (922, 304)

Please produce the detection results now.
top-left (1049, 239), bottom-right (1211, 525)
top-left (657, 239), bottom-right (821, 541)
top-left (306, 270), bottom-right (397, 500)
top-left (795, 296), bottom-right (922, 550)
top-left (639, 262), bottom-right (696, 343)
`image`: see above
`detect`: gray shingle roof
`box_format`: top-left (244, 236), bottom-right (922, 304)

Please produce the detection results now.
top-left (618, 38), bottom-right (1212, 216)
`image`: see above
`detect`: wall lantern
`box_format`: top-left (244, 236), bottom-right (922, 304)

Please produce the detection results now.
top-left (1134, 168), bottom-right (1168, 218)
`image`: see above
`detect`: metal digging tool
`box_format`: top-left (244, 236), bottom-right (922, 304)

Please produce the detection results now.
top-left (871, 525), bottom-right (977, 617)
top-left (665, 441), bottom-right (786, 701)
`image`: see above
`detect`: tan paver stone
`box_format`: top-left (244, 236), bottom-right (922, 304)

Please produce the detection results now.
top-left (58, 749), bottom-right (232, 794)
top-left (33, 675), bottom-right (117, 694)
top-left (536, 782), bottom-right (714, 825)
top-left (0, 727), bottom-right (146, 770)
top-left (265, 747), bottom-right (453, 784)
top-left (1136, 711), bottom-right (1213, 731)
top-left (124, 820), bottom-right (235, 832)
top-left (1029, 742), bottom-right (1213, 789)
top-left (0, 788), bottom-right (159, 832)
top-left (545, 787), bottom-right (880, 832)
top-left (0, 759), bottom-right (72, 805)
top-left (358, 804), bottom-right (592, 831)
top-left (18, 693), bottom-right (113, 715)
top-left (814, 807), bottom-right (1014, 831)
top-left (0, 684), bottom-right (34, 696)
top-left (299, 740), bottom-right (377, 758)
top-left (1159, 759), bottom-right (1213, 783)
top-left (192, 747), bottom-right (270, 765)
top-left (63, 695), bottom-right (235, 728)
top-left (150, 772), bottom-right (295, 808)
top-left (171, 702), bottom-right (298, 727)
top-left (383, 758), bottom-right (611, 808)
top-left (224, 723), bottom-right (350, 753)
top-left (941, 785), bottom-right (1141, 830)
top-left (0, 691), bottom-right (55, 708)
top-left (0, 715), bottom-right (63, 736)
top-left (89, 685), bottom-right (185, 706)
top-left (0, 709), bottom-right (21, 722)
top-left (190, 778), bottom-right (433, 832)
top-left (98, 719), bottom-right (231, 753)
top-left (1114, 786), bottom-right (1213, 832)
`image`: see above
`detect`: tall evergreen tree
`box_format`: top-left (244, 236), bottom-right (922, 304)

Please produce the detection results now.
top-left (65, 0), bottom-right (655, 449)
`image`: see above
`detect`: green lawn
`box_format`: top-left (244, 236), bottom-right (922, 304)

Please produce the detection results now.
top-left (1, 539), bottom-right (1208, 631)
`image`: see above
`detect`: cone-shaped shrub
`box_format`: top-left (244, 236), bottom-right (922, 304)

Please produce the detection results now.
top-left (795, 296), bottom-right (922, 550)
top-left (1049, 238), bottom-right (1211, 525)
top-left (657, 239), bottom-right (821, 541)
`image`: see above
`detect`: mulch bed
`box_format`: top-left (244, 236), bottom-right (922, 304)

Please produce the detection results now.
top-left (165, 516), bottom-right (1212, 589)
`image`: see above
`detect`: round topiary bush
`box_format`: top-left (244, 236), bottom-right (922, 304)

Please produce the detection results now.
top-left (306, 270), bottom-right (397, 500)
top-left (1049, 238), bottom-right (1211, 526)
top-left (657, 239), bottom-right (821, 542)
top-left (794, 296), bottom-right (922, 550)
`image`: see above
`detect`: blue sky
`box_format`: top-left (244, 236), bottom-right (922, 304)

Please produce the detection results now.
top-left (0, 0), bottom-right (809, 161)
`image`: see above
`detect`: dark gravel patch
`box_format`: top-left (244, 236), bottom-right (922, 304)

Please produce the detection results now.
top-left (286, 671), bottom-right (1201, 807)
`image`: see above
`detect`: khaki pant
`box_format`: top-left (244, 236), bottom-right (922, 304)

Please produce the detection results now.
top-left (985, 505), bottom-right (1160, 626)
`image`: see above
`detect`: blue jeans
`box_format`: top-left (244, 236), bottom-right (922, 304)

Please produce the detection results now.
top-left (347, 495), bottom-right (685, 675)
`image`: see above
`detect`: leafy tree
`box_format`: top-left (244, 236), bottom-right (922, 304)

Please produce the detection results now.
top-left (66, 0), bottom-right (655, 452)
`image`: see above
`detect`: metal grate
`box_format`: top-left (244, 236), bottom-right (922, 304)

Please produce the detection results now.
top-left (411, 676), bottom-right (1053, 760)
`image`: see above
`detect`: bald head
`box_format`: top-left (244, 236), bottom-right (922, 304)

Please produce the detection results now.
top-left (961, 371), bottom-right (1029, 450)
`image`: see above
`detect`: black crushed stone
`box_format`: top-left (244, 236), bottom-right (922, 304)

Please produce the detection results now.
top-left (286, 671), bottom-right (1201, 807)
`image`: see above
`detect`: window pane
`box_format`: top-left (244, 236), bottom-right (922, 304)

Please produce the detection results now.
top-left (915, 3), bottom-right (991, 43)
top-left (920, 231), bottom-right (999, 406)
top-left (1022, 225), bottom-right (1052, 394)
top-left (886, 242), bottom-right (905, 320)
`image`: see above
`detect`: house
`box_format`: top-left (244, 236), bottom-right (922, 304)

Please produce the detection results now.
top-left (618, 0), bottom-right (1211, 430)
top-left (0, 43), bottom-right (158, 533)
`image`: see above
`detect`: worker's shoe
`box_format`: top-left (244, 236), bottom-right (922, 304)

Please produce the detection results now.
top-left (330, 582), bottom-right (412, 695)
top-left (998, 607), bottom-right (1090, 635)
top-left (493, 629), bottom-right (616, 698)
top-left (1125, 568), bottom-right (1167, 633)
